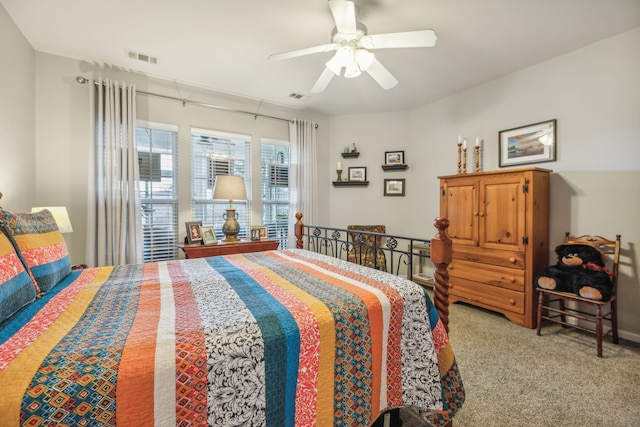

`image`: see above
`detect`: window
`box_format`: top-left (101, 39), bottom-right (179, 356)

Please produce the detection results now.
top-left (191, 128), bottom-right (251, 238)
top-left (136, 123), bottom-right (178, 262)
top-left (261, 141), bottom-right (289, 248)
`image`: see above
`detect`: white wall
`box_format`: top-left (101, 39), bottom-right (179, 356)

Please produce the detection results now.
top-left (0, 5), bottom-right (35, 210)
top-left (329, 27), bottom-right (640, 341)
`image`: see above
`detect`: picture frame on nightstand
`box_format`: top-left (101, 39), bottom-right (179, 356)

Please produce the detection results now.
top-left (250, 226), bottom-right (262, 241)
top-left (201, 226), bottom-right (218, 245)
top-left (185, 221), bottom-right (203, 244)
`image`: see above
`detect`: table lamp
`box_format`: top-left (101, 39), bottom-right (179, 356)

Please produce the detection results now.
top-left (212, 175), bottom-right (247, 242)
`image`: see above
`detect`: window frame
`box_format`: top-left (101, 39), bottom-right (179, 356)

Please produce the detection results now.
top-left (136, 121), bottom-right (179, 263)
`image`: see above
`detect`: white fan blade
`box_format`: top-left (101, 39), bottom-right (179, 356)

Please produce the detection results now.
top-left (269, 43), bottom-right (337, 61)
top-left (329, 0), bottom-right (357, 35)
top-left (366, 58), bottom-right (398, 90)
top-left (361, 30), bottom-right (437, 49)
top-left (311, 68), bottom-right (336, 93)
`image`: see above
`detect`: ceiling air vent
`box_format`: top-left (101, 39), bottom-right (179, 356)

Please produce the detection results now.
top-left (289, 93), bottom-right (308, 100)
top-left (127, 50), bottom-right (158, 64)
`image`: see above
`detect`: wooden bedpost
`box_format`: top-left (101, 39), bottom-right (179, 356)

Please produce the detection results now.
top-left (431, 217), bottom-right (452, 333)
top-left (294, 212), bottom-right (304, 249)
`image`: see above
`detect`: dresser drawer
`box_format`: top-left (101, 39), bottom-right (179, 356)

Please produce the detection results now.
top-left (448, 259), bottom-right (525, 291)
top-left (449, 277), bottom-right (525, 315)
top-left (452, 245), bottom-right (525, 269)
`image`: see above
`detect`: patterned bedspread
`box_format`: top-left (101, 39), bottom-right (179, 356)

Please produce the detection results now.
top-left (0, 249), bottom-right (464, 426)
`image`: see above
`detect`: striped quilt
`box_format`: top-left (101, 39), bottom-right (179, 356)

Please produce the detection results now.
top-left (0, 249), bottom-right (464, 426)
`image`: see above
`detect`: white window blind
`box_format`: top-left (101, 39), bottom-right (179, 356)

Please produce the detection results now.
top-left (136, 123), bottom-right (179, 262)
top-left (261, 141), bottom-right (289, 249)
top-left (191, 128), bottom-right (251, 239)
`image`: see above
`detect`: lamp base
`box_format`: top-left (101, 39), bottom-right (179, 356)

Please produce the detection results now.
top-left (222, 207), bottom-right (241, 242)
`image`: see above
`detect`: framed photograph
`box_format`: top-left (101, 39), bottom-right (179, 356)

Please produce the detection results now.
top-left (348, 166), bottom-right (367, 182)
top-left (258, 226), bottom-right (269, 241)
top-left (185, 221), bottom-right (203, 244)
top-left (384, 178), bottom-right (405, 196)
top-left (385, 150), bottom-right (405, 165)
top-left (250, 226), bottom-right (262, 241)
top-left (201, 226), bottom-right (218, 245)
top-left (499, 119), bottom-right (556, 167)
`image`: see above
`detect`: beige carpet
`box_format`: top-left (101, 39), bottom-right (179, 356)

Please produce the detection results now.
top-left (437, 298), bottom-right (640, 427)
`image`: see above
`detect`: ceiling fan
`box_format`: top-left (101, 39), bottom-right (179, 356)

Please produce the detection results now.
top-left (268, 0), bottom-right (437, 93)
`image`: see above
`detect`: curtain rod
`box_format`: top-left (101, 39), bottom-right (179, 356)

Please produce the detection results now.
top-left (75, 76), bottom-right (295, 125)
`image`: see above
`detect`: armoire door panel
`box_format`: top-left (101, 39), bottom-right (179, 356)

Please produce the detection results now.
top-left (441, 179), bottom-right (478, 246)
top-left (481, 178), bottom-right (526, 252)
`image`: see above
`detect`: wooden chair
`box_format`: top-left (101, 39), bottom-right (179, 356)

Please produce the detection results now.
top-left (347, 225), bottom-right (387, 271)
top-left (536, 232), bottom-right (621, 357)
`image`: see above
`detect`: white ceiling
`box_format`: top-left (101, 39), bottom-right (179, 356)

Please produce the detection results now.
top-left (3, 0), bottom-right (640, 116)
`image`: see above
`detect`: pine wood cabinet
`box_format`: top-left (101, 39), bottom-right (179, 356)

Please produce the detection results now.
top-left (439, 167), bottom-right (551, 328)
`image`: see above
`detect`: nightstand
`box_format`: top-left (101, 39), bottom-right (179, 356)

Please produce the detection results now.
top-left (177, 239), bottom-right (280, 259)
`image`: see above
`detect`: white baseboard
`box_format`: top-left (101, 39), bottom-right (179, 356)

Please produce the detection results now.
top-left (619, 329), bottom-right (640, 344)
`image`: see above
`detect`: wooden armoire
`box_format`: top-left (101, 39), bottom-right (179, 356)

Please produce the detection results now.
top-left (438, 167), bottom-right (551, 328)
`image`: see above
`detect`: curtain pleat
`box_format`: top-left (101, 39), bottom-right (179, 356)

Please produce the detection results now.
top-left (289, 119), bottom-right (318, 247)
top-left (86, 78), bottom-right (143, 266)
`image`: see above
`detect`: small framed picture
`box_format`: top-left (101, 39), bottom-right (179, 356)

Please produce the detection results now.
top-left (385, 150), bottom-right (405, 165)
top-left (348, 166), bottom-right (367, 182)
top-left (384, 179), bottom-right (405, 197)
top-left (258, 226), bottom-right (269, 241)
top-left (201, 226), bottom-right (218, 245)
top-left (499, 119), bottom-right (556, 167)
top-left (250, 226), bottom-right (262, 241)
top-left (185, 221), bottom-right (203, 244)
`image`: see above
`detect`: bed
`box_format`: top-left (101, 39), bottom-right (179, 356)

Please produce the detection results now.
top-left (0, 206), bottom-right (463, 426)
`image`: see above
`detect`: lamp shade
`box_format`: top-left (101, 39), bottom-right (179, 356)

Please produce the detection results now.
top-left (31, 206), bottom-right (73, 233)
top-left (212, 175), bottom-right (247, 203)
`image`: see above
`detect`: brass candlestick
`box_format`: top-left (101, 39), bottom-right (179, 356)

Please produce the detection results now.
top-left (337, 169), bottom-right (343, 182)
top-left (457, 143), bottom-right (462, 174)
top-left (462, 148), bottom-right (467, 174)
top-left (475, 145), bottom-right (480, 172)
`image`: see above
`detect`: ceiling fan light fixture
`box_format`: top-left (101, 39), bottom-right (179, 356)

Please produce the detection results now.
top-left (354, 49), bottom-right (374, 71)
top-left (271, 0), bottom-right (436, 93)
top-left (344, 62), bottom-right (361, 78)
top-left (325, 53), bottom-right (344, 75)
top-left (336, 45), bottom-right (354, 65)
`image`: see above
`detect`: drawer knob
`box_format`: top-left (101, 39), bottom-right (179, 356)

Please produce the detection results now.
top-left (509, 257), bottom-right (516, 263)
top-left (508, 298), bottom-right (515, 305)
top-left (510, 277), bottom-right (516, 283)
top-left (448, 264), bottom-right (454, 270)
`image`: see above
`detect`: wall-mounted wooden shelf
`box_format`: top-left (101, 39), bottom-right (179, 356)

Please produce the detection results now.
top-left (332, 181), bottom-right (369, 187)
top-left (381, 164), bottom-right (408, 171)
top-left (341, 152), bottom-right (360, 158)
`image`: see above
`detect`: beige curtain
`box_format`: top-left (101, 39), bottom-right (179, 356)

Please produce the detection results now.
top-left (86, 78), bottom-right (143, 266)
top-left (289, 119), bottom-right (318, 246)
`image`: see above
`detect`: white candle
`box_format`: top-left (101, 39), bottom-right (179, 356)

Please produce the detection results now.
top-left (463, 139), bottom-right (467, 150)
top-left (337, 161), bottom-right (342, 170)
top-left (476, 137), bottom-right (480, 147)
top-left (458, 135), bottom-right (462, 144)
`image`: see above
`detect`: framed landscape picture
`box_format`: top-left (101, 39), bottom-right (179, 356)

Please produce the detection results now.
top-left (348, 166), bottom-right (367, 182)
top-left (499, 119), bottom-right (556, 167)
top-left (385, 150), bottom-right (404, 165)
top-left (384, 179), bottom-right (405, 196)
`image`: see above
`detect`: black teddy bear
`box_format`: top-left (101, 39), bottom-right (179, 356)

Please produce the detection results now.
top-left (536, 243), bottom-right (614, 301)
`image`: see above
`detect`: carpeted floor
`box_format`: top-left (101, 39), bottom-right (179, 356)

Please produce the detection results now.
top-left (435, 299), bottom-right (640, 427)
